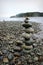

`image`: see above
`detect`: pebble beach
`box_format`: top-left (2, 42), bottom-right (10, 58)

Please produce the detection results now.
top-left (0, 18), bottom-right (43, 65)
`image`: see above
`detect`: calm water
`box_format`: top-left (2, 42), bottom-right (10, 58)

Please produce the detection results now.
top-left (0, 17), bottom-right (43, 23)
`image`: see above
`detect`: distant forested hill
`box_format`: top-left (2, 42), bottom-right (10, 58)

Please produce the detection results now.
top-left (10, 12), bottom-right (43, 18)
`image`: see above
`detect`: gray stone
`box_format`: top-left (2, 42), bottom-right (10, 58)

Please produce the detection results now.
top-left (34, 57), bottom-right (38, 61)
top-left (33, 43), bottom-right (37, 47)
top-left (22, 44), bottom-right (33, 50)
top-left (24, 39), bottom-right (34, 46)
top-left (23, 49), bottom-right (32, 54)
top-left (3, 57), bottom-right (9, 63)
top-left (24, 17), bottom-right (29, 23)
top-left (22, 33), bottom-right (32, 40)
top-left (0, 55), bottom-right (3, 60)
top-left (14, 46), bottom-right (22, 52)
top-left (24, 28), bottom-right (34, 33)
top-left (16, 40), bottom-right (23, 46)
top-left (2, 49), bottom-right (8, 54)
top-left (8, 53), bottom-right (14, 60)
top-left (22, 23), bottom-right (32, 28)
top-left (14, 52), bottom-right (21, 57)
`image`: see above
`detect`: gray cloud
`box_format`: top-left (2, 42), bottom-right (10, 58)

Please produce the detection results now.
top-left (0, 0), bottom-right (43, 17)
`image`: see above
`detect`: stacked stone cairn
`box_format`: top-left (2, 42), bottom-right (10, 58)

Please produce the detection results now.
top-left (22, 17), bottom-right (35, 65)
top-left (21, 17), bottom-right (43, 65)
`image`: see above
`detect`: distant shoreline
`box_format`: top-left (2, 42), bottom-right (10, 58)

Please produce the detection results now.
top-left (10, 12), bottom-right (43, 18)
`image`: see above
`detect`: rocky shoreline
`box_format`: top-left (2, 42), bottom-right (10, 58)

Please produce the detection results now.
top-left (0, 19), bottom-right (43, 65)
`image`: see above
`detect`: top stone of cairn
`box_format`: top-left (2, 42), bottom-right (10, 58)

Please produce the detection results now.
top-left (22, 17), bottom-right (32, 28)
top-left (24, 17), bottom-right (29, 23)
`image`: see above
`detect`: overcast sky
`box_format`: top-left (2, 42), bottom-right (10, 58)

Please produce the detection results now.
top-left (0, 0), bottom-right (43, 17)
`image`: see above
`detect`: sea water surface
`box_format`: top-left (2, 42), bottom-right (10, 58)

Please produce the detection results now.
top-left (0, 17), bottom-right (43, 23)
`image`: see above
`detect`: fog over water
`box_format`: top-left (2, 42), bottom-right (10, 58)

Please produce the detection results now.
top-left (0, 0), bottom-right (43, 23)
top-left (0, 17), bottom-right (43, 23)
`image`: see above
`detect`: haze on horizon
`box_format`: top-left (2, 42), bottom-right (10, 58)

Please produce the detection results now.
top-left (0, 0), bottom-right (43, 17)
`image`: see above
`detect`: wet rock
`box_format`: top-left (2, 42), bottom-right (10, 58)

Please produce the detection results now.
top-left (34, 62), bottom-right (40, 65)
top-left (8, 48), bottom-right (14, 53)
top-left (28, 59), bottom-right (33, 63)
top-left (32, 34), bottom-right (38, 40)
top-left (8, 40), bottom-right (14, 44)
top-left (37, 31), bottom-right (43, 39)
top-left (33, 43), bottom-right (37, 47)
top-left (24, 28), bottom-right (34, 33)
top-left (0, 51), bottom-right (3, 61)
top-left (40, 62), bottom-right (43, 65)
top-left (0, 43), bottom-right (2, 48)
top-left (22, 33), bottom-right (32, 40)
top-left (16, 40), bottom-right (23, 46)
top-left (23, 39), bottom-right (34, 46)
top-left (30, 52), bottom-right (35, 56)
top-left (0, 51), bottom-right (2, 55)
top-left (8, 53), bottom-right (14, 60)
top-left (34, 57), bottom-right (38, 61)
top-left (24, 17), bottom-right (29, 23)
top-left (3, 57), bottom-right (9, 63)
top-left (25, 55), bottom-right (33, 64)
top-left (14, 52), bottom-right (21, 57)
top-left (17, 60), bottom-right (21, 65)
top-left (14, 46), bottom-right (22, 52)
top-left (23, 49), bottom-right (32, 54)
top-left (2, 49), bottom-right (8, 54)
top-left (22, 23), bottom-right (32, 28)
top-left (37, 53), bottom-right (42, 56)
top-left (22, 44), bottom-right (33, 50)
top-left (20, 37), bottom-right (24, 41)
top-left (9, 61), bottom-right (15, 65)
top-left (0, 55), bottom-right (3, 61)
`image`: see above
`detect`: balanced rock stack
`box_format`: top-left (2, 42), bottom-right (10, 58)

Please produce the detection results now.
top-left (22, 17), bottom-right (43, 65)
top-left (22, 17), bottom-right (40, 64)
top-left (22, 17), bottom-right (34, 53)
